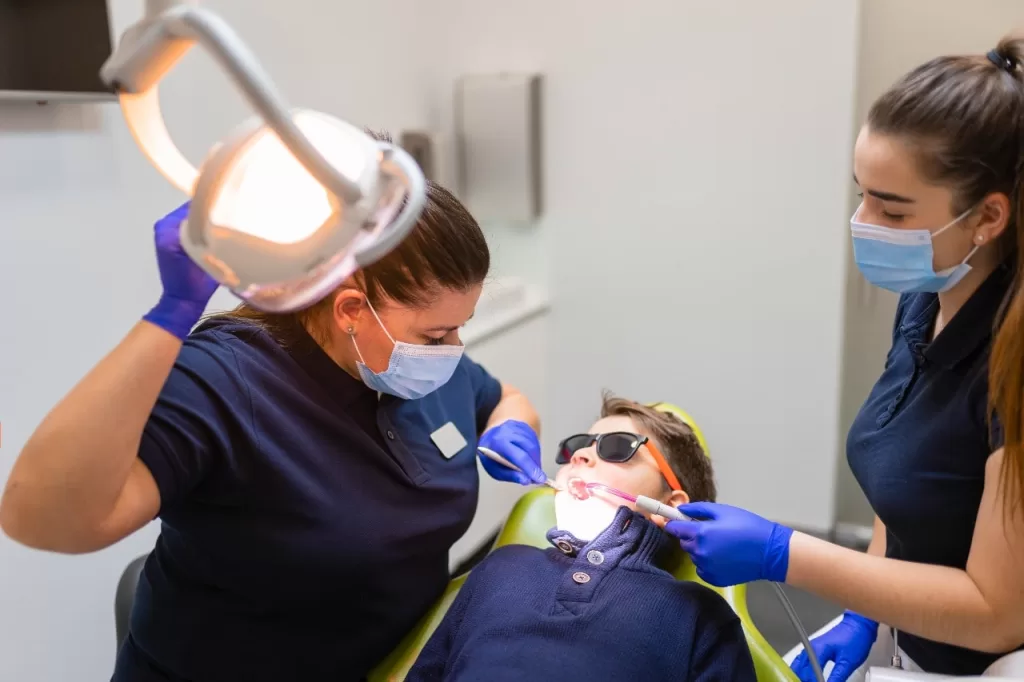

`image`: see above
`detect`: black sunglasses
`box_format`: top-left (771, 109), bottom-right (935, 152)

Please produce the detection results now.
top-left (556, 431), bottom-right (682, 491)
top-left (556, 432), bottom-right (649, 465)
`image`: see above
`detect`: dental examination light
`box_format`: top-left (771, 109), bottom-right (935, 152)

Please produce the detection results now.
top-left (100, 0), bottom-right (427, 312)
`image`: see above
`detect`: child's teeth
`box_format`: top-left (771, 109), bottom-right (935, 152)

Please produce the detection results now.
top-left (567, 477), bottom-right (590, 500)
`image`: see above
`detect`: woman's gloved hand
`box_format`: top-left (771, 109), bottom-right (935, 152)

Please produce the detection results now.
top-left (142, 202), bottom-right (219, 341)
top-left (478, 420), bottom-right (546, 486)
top-left (791, 611), bottom-right (878, 682)
top-left (664, 502), bottom-right (793, 586)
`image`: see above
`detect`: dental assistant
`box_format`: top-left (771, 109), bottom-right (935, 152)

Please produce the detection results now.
top-left (0, 176), bottom-right (547, 680)
top-left (666, 39), bottom-right (1024, 680)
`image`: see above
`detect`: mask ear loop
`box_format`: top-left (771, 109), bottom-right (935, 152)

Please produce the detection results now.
top-left (932, 205), bottom-right (983, 271)
top-left (363, 298), bottom-right (397, 345)
top-left (348, 297), bottom-right (397, 369)
top-left (957, 244), bottom-right (982, 266)
top-left (347, 324), bottom-right (370, 367)
top-left (932, 205), bottom-right (976, 238)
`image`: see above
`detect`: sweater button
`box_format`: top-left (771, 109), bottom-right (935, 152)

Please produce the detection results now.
top-left (572, 571), bottom-right (591, 584)
top-left (387, 430), bottom-right (395, 440)
top-left (586, 550), bottom-right (604, 565)
top-left (556, 540), bottom-right (574, 554)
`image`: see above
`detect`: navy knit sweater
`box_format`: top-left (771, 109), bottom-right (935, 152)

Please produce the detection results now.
top-left (407, 507), bottom-right (756, 681)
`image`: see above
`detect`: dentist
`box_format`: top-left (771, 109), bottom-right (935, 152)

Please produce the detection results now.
top-left (0, 149), bottom-right (546, 681)
top-left (666, 39), bottom-right (1024, 681)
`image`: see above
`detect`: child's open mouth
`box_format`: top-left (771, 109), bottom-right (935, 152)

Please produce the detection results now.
top-left (566, 477), bottom-right (637, 504)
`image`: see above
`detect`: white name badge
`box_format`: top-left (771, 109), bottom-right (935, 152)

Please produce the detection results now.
top-left (431, 422), bottom-right (468, 459)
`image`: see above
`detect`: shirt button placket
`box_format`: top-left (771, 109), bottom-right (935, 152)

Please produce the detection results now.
top-left (554, 547), bottom-right (613, 608)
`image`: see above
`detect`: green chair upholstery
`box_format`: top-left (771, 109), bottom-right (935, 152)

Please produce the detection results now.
top-left (369, 404), bottom-right (796, 682)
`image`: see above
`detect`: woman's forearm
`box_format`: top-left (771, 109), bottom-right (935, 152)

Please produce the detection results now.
top-left (486, 384), bottom-right (541, 434)
top-left (1, 321), bottom-right (180, 544)
top-left (786, 451), bottom-right (1024, 654)
top-left (866, 515), bottom-right (886, 557)
top-left (787, 532), bottom-right (1006, 652)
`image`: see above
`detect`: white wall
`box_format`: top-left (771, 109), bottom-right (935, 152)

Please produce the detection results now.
top-left (833, 0), bottom-right (1024, 531)
top-left (432, 0), bottom-right (861, 529)
top-left (0, 1), bottom-right (861, 680)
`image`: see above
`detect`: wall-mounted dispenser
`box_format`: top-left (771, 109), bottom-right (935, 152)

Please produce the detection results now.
top-left (454, 73), bottom-right (543, 222)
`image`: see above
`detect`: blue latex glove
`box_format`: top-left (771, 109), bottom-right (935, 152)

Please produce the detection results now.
top-left (791, 611), bottom-right (878, 682)
top-left (664, 502), bottom-right (794, 586)
top-left (142, 202), bottom-right (219, 340)
top-left (477, 420), bottom-right (546, 486)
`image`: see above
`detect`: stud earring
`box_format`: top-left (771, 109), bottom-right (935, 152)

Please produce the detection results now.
top-left (976, 235), bottom-right (985, 244)
top-left (347, 326), bottom-right (355, 335)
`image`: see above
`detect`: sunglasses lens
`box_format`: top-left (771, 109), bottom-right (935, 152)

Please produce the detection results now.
top-left (598, 433), bottom-right (641, 462)
top-left (556, 435), bottom-right (593, 464)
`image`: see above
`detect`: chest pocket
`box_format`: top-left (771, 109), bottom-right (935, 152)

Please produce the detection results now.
top-left (386, 386), bottom-right (480, 486)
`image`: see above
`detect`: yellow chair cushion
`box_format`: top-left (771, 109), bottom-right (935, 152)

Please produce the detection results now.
top-left (647, 402), bottom-right (711, 457)
top-left (369, 402), bottom-right (795, 682)
top-left (369, 488), bottom-right (795, 682)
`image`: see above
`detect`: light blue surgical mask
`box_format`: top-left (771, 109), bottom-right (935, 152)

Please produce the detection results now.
top-left (850, 204), bottom-right (980, 294)
top-left (350, 301), bottom-right (464, 400)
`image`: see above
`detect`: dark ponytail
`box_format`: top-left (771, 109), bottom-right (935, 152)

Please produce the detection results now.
top-left (868, 35), bottom-right (1024, 517)
top-left (988, 37), bottom-right (1024, 518)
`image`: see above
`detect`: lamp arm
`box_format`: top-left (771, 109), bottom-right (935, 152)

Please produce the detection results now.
top-left (354, 145), bottom-right (427, 266)
top-left (101, 5), bottom-right (363, 203)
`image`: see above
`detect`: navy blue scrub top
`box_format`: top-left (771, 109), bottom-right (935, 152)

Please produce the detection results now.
top-left (111, 316), bottom-right (503, 682)
top-left (847, 262), bottom-right (1015, 676)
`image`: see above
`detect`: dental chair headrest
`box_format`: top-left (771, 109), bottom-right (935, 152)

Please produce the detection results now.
top-left (646, 402), bottom-right (711, 459)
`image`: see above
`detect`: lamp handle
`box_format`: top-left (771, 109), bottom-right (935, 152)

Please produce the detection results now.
top-left (101, 5), bottom-right (362, 204)
top-left (118, 87), bottom-right (198, 194)
top-left (354, 144), bottom-right (428, 267)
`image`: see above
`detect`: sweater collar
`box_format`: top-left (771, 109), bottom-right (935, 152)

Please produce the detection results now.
top-left (546, 506), bottom-right (675, 570)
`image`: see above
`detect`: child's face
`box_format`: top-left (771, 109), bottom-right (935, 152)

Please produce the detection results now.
top-left (553, 415), bottom-right (688, 511)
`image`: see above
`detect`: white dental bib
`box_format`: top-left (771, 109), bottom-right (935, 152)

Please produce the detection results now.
top-left (553, 490), bottom-right (621, 542)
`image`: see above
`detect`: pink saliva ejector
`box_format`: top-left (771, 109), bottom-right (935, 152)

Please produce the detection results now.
top-left (567, 477), bottom-right (691, 521)
top-left (567, 478), bottom-right (637, 504)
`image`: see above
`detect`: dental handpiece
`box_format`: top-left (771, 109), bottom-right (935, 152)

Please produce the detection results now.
top-left (635, 495), bottom-right (692, 521)
top-left (477, 447), bottom-right (562, 490)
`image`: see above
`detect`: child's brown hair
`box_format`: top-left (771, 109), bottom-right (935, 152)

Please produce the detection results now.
top-left (600, 392), bottom-right (716, 503)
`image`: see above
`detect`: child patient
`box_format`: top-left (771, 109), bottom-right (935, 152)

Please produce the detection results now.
top-left (405, 394), bottom-right (757, 682)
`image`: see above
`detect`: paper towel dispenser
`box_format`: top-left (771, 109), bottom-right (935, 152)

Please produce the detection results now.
top-left (455, 73), bottom-right (543, 222)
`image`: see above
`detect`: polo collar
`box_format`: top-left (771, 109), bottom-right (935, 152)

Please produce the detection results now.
top-left (196, 315), bottom-right (372, 407)
top-left (283, 319), bottom-right (376, 406)
top-left (899, 261), bottom-right (1014, 369)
